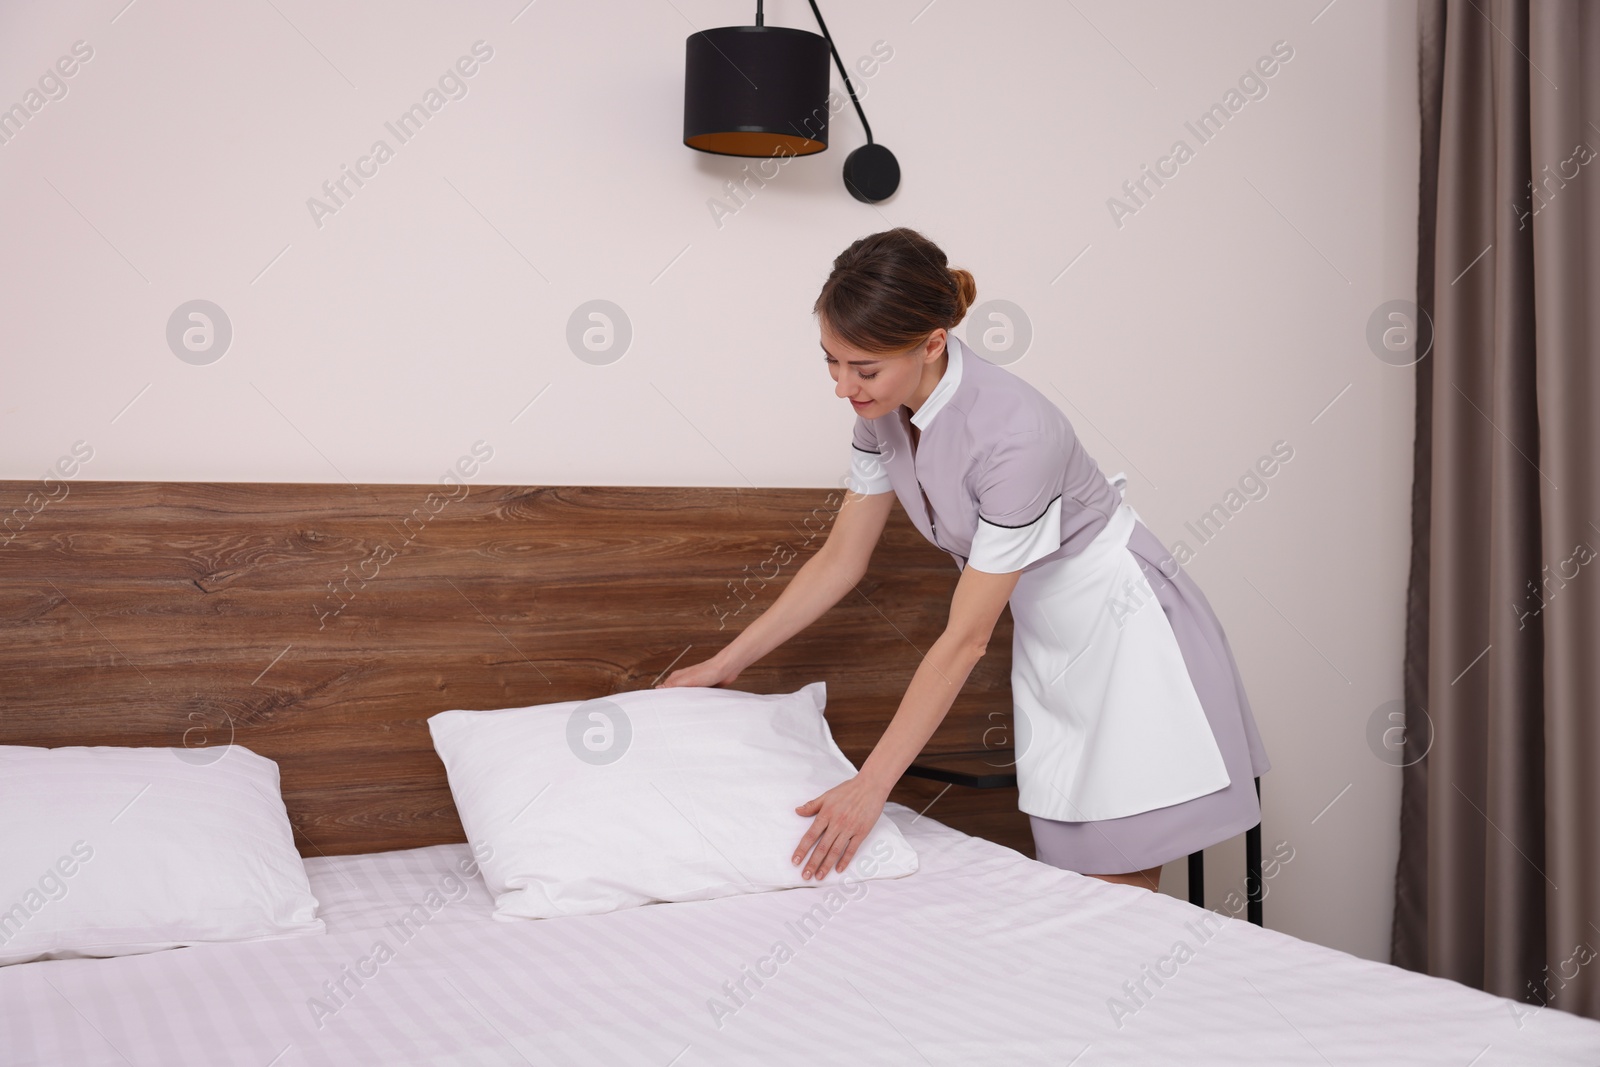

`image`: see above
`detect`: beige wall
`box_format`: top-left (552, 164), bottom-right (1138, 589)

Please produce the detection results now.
top-left (0, 0), bottom-right (1418, 961)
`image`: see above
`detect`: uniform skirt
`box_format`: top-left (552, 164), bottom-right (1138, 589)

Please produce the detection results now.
top-left (1025, 519), bottom-right (1272, 875)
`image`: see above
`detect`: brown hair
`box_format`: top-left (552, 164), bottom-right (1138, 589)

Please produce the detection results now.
top-left (813, 227), bottom-right (977, 355)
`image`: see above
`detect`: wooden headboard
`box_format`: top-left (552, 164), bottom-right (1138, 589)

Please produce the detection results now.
top-left (0, 481), bottom-right (1030, 858)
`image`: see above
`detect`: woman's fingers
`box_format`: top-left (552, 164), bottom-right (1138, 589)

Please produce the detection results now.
top-left (834, 835), bottom-right (863, 874)
top-left (795, 799), bottom-right (847, 877)
top-left (793, 776), bottom-right (883, 878)
top-left (803, 813), bottom-right (865, 879)
top-left (659, 665), bottom-right (700, 688)
top-left (802, 824), bottom-right (845, 880)
top-left (655, 658), bottom-right (729, 689)
top-left (659, 662), bottom-right (716, 687)
top-left (792, 801), bottom-right (826, 866)
top-left (814, 828), bottom-right (853, 879)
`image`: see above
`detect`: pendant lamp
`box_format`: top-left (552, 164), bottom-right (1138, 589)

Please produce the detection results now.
top-left (682, 0), bottom-right (901, 203)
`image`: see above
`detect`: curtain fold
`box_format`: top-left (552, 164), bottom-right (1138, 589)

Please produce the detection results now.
top-left (1395, 0), bottom-right (1600, 1022)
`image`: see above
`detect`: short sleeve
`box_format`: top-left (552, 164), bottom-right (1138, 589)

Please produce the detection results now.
top-left (845, 416), bottom-right (893, 495)
top-left (966, 429), bottom-right (1067, 574)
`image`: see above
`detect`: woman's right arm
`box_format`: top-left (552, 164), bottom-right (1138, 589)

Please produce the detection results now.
top-left (658, 489), bottom-right (895, 687)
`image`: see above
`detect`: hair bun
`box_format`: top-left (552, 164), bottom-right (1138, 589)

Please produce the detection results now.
top-left (813, 227), bottom-right (977, 352)
top-left (948, 267), bottom-right (977, 322)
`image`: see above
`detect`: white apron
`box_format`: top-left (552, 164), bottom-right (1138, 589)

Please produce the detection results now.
top-left (1007, 478), bottom-right (1232, 823)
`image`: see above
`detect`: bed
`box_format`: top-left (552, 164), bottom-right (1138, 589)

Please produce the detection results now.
top-left (3, 480), bottom-right (1597, 1065)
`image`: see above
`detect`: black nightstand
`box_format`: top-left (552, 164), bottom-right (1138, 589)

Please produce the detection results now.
top-left (905, 749), bottom-right (1264, 926)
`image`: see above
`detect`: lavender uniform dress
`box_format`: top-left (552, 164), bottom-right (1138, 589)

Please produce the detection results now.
top-left (844, 334), bottom-right (1270, 874)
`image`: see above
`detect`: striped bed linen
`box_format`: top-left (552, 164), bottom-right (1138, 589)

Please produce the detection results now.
top-left (2, 804), bottom-right (1596, 1066)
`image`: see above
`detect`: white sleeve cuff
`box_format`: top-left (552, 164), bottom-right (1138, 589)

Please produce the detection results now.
top-left (846, 444), bottom-right (893, 495)
top-left (966, 496), bottom-right (1063, 573)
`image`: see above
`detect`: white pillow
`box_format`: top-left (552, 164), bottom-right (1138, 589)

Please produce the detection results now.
top-left (428, 681), bottom-right (919, 919)
top-left (0, 744), bottom-right (324, 966)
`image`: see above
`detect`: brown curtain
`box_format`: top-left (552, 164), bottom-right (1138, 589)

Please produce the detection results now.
top-left (1394, 0), bottom-right (1600, 1021)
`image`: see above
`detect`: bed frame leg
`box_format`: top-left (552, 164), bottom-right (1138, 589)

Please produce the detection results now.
top-left (1246, 776), bottom-right (1263, 927)
top-left (1186, 850), bottom-right (1204, 908)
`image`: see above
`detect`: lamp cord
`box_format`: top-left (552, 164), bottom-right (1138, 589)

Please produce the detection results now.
top-left (806, 0), bottom-right (874, 145)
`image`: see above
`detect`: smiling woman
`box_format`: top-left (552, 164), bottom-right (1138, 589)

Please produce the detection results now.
top-left (664, 226), bottom-right (1270, 895)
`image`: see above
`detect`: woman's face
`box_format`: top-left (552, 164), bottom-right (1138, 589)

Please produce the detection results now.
top-left (820, 321), bottom-right (947, 420)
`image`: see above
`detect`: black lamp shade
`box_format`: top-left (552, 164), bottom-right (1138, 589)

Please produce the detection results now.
top-left (683, 26), bottom-right (831, 158)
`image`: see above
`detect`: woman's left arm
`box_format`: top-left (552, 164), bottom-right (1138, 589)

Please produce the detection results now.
top-left (791, 563), bottom-right (1023, 879)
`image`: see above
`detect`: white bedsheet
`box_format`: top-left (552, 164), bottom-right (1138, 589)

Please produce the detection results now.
top-left (2, 804), bottom-right (1596, 1066)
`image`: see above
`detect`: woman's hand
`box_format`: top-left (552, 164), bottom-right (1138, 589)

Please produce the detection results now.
top-left (657, 652), bottom-right (741, 689)
top-left (792, 773), bottom-right (891, 880)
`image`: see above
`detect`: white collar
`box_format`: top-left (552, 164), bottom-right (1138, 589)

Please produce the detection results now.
top-left (909, 333), bottom-right (964, 431)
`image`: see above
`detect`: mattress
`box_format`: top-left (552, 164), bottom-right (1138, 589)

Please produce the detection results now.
top-left (2, 804), bottom-right (1596, 1066)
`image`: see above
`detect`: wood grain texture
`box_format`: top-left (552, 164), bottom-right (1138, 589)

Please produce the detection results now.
top-left (0, 481), bottom-right (1032, 858)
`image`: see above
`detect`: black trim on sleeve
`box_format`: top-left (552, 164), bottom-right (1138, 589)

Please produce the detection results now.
top-left (851, 445), bottom-right (881, 456)
top-left (975, 493), bottom-right (1062, 530)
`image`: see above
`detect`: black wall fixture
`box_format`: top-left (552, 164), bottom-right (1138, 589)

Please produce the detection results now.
top-left (683, 0), bottom-right (901, 204)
